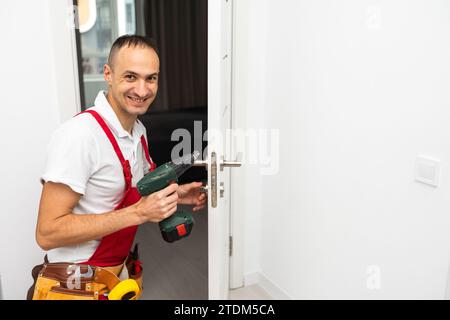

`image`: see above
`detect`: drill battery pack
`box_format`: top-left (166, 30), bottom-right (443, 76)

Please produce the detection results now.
top-left (159, 210), bottom-right (194, 243)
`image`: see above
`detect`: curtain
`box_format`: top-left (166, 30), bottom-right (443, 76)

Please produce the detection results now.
top-left (142, 0), bottom-right (207, 112)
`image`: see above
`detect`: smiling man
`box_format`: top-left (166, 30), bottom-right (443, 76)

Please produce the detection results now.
top-left (105, 36), bottom-right (160, 130)
top-left (28, 35), bottom-right (206, 300)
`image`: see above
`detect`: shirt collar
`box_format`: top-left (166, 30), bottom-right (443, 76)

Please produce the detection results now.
top-left (93, 91), bottom-right (138, 139)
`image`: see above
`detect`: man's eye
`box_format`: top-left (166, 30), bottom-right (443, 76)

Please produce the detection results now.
top-left (125, 75), bottom-right (136, 80)
top-left (149, 76), bottom-right (158, 82)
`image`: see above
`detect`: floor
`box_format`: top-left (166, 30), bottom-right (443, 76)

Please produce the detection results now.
top-left (136, 205), bottom-right (208, 300)
top-left (135, 205), bottom-right (273, 300)
top-left (229, 285), bottom-right (273, 300)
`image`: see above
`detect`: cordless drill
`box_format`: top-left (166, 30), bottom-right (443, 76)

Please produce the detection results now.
top-left (136, 152), bottom-right (200, 243)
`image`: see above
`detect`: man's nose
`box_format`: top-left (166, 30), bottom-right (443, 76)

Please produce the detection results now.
top-left (135, 80), bottom-right (151, 97)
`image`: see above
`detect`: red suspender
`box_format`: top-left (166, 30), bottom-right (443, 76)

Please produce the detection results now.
top-left (140, 135), bottom-right (157, 171)
top-left (80, 111), bottom-right (156, 188)
top-left (81, 110), bottom-right (133, 190)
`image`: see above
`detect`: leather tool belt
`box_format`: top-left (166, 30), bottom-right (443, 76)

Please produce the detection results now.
top-left (27, 245), bottom-right (143, 300)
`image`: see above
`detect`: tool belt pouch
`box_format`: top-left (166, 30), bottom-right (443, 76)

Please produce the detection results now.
top-left (30, 265), bottom-right (90, 300)
top-left (28, 260), bottom-right (124, 300)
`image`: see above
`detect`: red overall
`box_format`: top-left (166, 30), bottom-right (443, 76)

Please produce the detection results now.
top-left (80, 110), bottom-right (156, 267)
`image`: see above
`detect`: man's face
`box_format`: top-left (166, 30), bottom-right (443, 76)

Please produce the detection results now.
top-left (104, 46), bottom-right (160, 116)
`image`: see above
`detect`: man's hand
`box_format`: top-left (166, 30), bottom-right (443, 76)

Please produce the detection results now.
top-left (135, 183), bottom-right (179, 223)
top-left (177, 182), bottom-right (207, 212)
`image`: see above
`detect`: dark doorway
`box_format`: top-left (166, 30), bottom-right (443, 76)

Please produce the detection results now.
top-left (75, 0), bottom-right (208, 299)
top-left (135, 0), bottom-right (208, 300)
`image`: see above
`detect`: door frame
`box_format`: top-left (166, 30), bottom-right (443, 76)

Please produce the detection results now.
top-left (207, 0), bottom-right (233, 300)
top-left (229, 0), bottom-right (245, 290)
top-left (50, 0), bottom-right (83, 121)
top-left (208, 0), bottom-right (245, 297)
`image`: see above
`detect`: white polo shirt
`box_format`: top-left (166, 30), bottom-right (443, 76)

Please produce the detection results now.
top-left (42, 91), bottom-right (151, 263)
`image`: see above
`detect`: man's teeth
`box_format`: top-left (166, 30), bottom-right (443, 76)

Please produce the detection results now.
top-left (128, 96), bottom-right (146, 103)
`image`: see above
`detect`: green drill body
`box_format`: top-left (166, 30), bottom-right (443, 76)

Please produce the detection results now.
top-left (136, 157), bottom-right (197, 243)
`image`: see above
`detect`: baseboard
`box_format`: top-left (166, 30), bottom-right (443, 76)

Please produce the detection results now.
top-left (244, 271), bottom-right (292, 300)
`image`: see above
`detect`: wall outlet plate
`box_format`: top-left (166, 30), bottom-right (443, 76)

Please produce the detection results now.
top-left (415, 156), bottom-right (441, 188)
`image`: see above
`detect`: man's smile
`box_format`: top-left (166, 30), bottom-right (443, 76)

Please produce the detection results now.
top-left (127, 95), bottom-right (150, 104)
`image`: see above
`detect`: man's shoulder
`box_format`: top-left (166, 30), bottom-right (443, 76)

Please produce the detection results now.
top-left (53, 112), bottom-right (99, 141)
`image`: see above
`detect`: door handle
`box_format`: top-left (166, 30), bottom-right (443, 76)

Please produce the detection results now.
top-left (191, 152), bottom-right (243, 208)
top-left (221, 152), bottom-right (243, 171)
top-left (193, 152), bottom-right (243, 170)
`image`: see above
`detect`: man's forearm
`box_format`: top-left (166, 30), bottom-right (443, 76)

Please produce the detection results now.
top-left (36, 181), bottom-right (178, 251)
top-left (37, 205), bottom-right (141, 251)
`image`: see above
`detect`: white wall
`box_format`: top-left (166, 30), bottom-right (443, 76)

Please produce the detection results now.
top-left (235, 0), bottom-right (450, 299)
top-left (0, 0), bottom-right (79, 299)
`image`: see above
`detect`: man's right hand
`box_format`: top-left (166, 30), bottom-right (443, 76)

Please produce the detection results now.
top-left (134, 183), bottom-right (179, 223)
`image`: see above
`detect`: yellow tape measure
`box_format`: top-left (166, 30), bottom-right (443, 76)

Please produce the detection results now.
top-left (108, 279), bottom-right (141, 300)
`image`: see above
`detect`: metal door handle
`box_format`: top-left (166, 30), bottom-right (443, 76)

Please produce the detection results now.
top-left (192, 152), bottom-right (243, 208)
top-left (221, 152), bottom-right (243, 171)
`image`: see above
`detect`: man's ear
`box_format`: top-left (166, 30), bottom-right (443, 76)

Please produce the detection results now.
top-left (104, 64), bottom-right (113, 85)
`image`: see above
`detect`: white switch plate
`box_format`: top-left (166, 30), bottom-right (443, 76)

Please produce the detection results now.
top-left (415, 156), bottom-right (441, 187)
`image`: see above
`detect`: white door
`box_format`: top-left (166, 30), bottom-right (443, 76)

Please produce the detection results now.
top-left (207, 0), bottom-right (240, 300)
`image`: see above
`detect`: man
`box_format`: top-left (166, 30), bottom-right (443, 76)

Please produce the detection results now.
top-left (29, 35), bottom-right (206, 300)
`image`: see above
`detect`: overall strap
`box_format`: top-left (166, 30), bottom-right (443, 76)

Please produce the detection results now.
top-left (80, 110), bottom-right (132, 190)
top-left (140, 135), bottom-right (157, 172)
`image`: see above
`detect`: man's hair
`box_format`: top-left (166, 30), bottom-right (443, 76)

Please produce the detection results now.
top-left (108, 35), bottom-right (158, 68)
